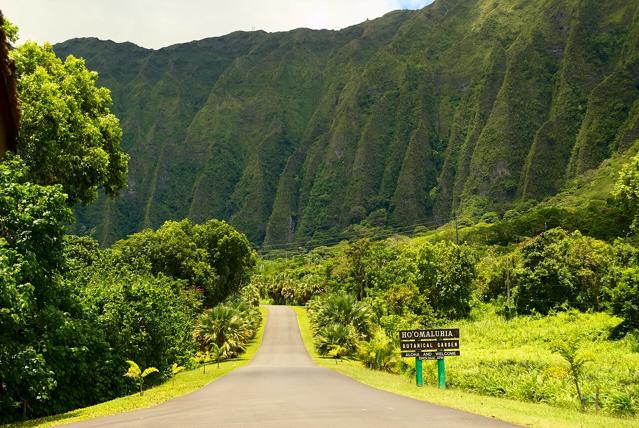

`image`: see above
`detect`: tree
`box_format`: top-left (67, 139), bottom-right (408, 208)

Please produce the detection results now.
top-left (512, 229), bottom-right (575, 314)
top-left (614, 153), bottom-right (639, 231)
top-left (566, 232), bottom-right (613, 312)
top-left (193, 219), bottom-right (256, 305)
top-left (550, 340), bottom-right (593, 412)
top-left (1, 14), bottom-right (18, 44)
top-left (0, 157), bottom-right (71, 421)
top-left (345, 238), bottom-right (372, 300)
top-left (171, 363), bottom-right (185, 385)
top-left (415, 242), bottom-right (476, 319)
top-left (123, 361), bottom-right (158, 396)
top-left (608, 268), bottom-right (639, 335)
top-left (109, 219), bottom-right (255, 307)
top-left (11, 42), bottom-right (128, 204)
top-left (80, 270), bottom-right (199, 374)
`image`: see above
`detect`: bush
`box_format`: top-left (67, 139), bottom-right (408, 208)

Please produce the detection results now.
top-left (109, 219), bottom-right (255, 307)
top-left (307, 291), bottom-right (372, 356)
top-left (357, 329), bottom-right (399, 372)
top-left (81, 270), bottom-right (200, 378)
top-left (608, 267), bottom-right (639, 334)
top-left (193, 299), bottom-right (261, 359)
top-left (415, 242), bottom-right (476, 319)
top-left (511, 229), bottom-right (614, 314)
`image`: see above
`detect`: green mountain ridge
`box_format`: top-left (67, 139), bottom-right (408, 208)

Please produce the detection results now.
top-left (54, 0), bottom-right (639, 245)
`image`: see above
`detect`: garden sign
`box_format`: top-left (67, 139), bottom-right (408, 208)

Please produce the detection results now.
top-left (399, 329), bottom-right (460, 389)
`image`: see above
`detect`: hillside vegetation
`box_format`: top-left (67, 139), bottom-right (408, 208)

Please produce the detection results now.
top-left (254, 154), bottom-right (639, 420)
top-left (55, 0), bottom-right (639, 245)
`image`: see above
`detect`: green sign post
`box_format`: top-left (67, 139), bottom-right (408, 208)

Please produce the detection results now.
top-left (437, 358), bottom-right (446, 389)
top-left (399, 329), bottom-right (459, 389)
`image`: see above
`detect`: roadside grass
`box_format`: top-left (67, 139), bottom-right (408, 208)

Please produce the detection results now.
top-left (292, 306), bottom-right (638, 428)
top-left (8, 307), bottom-right (268, 428)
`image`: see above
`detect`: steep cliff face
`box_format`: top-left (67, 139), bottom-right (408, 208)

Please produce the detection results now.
top-left (55, 0), bottom-right (639, 245)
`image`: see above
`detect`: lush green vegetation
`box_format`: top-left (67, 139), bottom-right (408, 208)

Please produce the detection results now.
top-left (6, 307), bottom-right (267, 428)
top-left (54, 0), bottom-right (639, 247)
top-left (0, 28), bottom-right (261, 423)
top-left (12, 42), bottom-right (128, 205)
top-left (0, 156), bottom-right (260, 423)
top-left (294, 307), bottom-right (639, 428)
top-left (4, 1), bottom-right (639, 424)
top-left (286, 234), bottom-right (639, 417)
top-left (257, 153), bottom-right (639, 421)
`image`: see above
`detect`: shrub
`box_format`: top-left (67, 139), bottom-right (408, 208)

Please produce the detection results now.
top-left (307, 291), bottom-right (372, 356)
top-left (193, 300), bottom-right (261, 359)
top-left (357, 329), bottom-right (399, 372)
top-left (109, 219), bottom-right (255, 307)
top-left (415, 242), bottom-right (476, 319)
top-left (608, 267), bottom-right (639, 335)
top-left (81, 271), bottom-right (199, 377)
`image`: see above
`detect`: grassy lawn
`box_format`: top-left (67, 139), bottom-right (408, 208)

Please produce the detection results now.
top-left (7, 306), bottom-right (268, 428)
top-left (292, 306), bottom-right (638, 428)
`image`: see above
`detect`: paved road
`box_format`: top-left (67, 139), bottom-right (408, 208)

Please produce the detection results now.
top-left (67, 306), bottom-right (515, 427)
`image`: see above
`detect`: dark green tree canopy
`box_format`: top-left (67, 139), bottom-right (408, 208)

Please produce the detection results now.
top-left (109, 218), bottom-right (256, 307)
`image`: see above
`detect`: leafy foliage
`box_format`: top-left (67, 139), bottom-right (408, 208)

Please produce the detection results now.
top-left (357, 328), bottom-right (399, 372)
top-left (307, 291), bottom-right (372, 357)
top-left (0, 157), bottom-right (74, 419)
top-left (123, 360), bottom-right (159, 396)
top-left (415, 242), bottom-right (476, 319)
top-left (80, 270), bottom-right (200, 376)
top-left (609, 268), bottom-right (639, 334)
top-left (109, 219), bottom-right (256, 307)
top-left (1, 15), bottom-right (18, 44)
top-left (614, 153), bottom-right (639, 230)
top-left (550, 340), bottom-right (593, 412)
top-left (12, 42), bottom-right (128, 204)
top-left (192, 300), bottom-right (261, 359)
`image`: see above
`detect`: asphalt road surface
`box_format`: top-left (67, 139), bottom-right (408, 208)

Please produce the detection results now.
top-left (66, 306), bottom-right (515, 427)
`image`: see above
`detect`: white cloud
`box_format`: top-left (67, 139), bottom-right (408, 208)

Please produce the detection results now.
top-left (1, 0), bottom-right (433, 49)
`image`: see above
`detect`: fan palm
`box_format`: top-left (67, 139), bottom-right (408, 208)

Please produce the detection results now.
top-left (193, 304), bottom-right (249, 358)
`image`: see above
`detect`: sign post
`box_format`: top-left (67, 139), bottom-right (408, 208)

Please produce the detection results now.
top-left (399, 328), bottom-right (459, 390)
top-left (415, 357), bottom-right (423, 387)
top-left (437, 358), bottom-right (446, 389)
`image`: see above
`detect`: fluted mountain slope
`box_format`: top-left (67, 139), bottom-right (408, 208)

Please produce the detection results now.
top-left (55, 0), bottom-right (639, 245)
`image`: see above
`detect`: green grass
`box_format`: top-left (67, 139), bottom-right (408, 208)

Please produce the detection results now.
top-left (292, 306), bottom-right (639, 428)
top-left (7, 307), bottom-right (268, 428)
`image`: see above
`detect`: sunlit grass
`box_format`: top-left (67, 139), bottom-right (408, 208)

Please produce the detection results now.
top-left (293, 306), bottom-right (639, 428)
top-left (8, 307), bottom-right (268, 428)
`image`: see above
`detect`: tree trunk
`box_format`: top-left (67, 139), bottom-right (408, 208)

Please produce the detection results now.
top-left (571, 371), bottom-right (585, 412)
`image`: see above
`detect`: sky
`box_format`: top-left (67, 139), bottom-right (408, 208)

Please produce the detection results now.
top-left (2, 0), bottom-right (434, 50)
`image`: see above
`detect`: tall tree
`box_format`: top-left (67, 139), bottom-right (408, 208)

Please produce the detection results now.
top-left (614, 153), bottom-right (639, 231)
top-left (11, 42), bottom-right (128, 204)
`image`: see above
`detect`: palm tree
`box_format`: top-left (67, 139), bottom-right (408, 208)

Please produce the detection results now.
top-left (123, 360), bottom-right (158, 396)
top-left (171, 363), bottom-right (185, 385)
top-left (193, 304), bottom-right (249, 358)
top-left (193, 351), bottom-right (212, 373)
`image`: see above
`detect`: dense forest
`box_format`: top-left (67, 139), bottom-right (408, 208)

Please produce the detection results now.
top-left (56, 0), bottom-right (639, 246)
